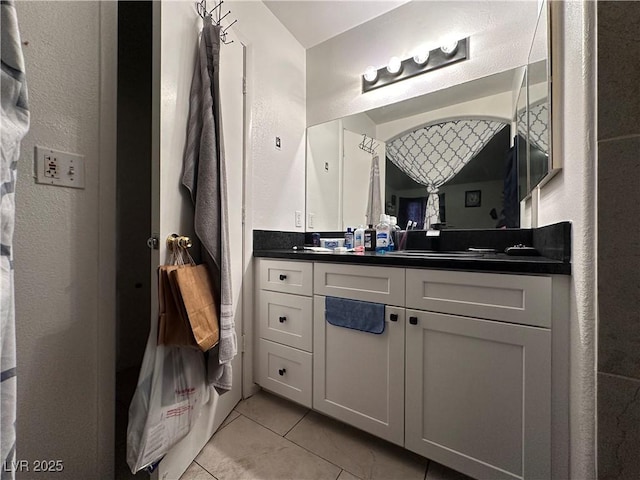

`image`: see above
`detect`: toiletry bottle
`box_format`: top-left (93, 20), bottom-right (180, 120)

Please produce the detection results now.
top-left (389, 216), bottom-right (400, 251)
top-left (375, 214), bottom-right (391, 253)
top-left (354, 225), bottom-right (365, 249)
top-left (344, 227), bottom-right (354, 249)
top-left (364, 224), bottom-right (375, 251)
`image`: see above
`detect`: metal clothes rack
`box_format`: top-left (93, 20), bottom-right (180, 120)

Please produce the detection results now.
top-left (359, 134), bottom-right (379, 155)
top-left (196, 0), bottom-right (238, 44)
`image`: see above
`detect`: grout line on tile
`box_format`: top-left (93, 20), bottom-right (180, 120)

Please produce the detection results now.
top-left (335, 468), bottom-right (365, 480)
top-left (599, 132), bottom-right (640, 144)
top-left (217, 411), bottom-right (241, 433)
top-left (285, 413), bottom-right (429, 479)
top-left (282, 407), bottom-right (311, 437)
top-left (240, 412), bottom-right (311, 441)
top-left (283, 433), bottom-right (359, 477)
top-left (236, 414), bottom-right (352, 476)
top-left (598, 371), bottom-right (640, 384)
top-left (194, 460), bottom-right (219, 480)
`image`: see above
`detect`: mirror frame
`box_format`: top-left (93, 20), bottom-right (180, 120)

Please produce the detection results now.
top-left (529, 0), bottom-right (562, 190)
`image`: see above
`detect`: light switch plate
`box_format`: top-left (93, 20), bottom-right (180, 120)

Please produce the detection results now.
top-left (295, 210), bottom-right (302, 227)
top-left (35, 146), bottom-right (85, 189)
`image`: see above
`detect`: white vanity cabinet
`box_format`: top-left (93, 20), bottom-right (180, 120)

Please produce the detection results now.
top-left (256, 259), bottom-right (314, 407)
top-left (254, 257), bottom-right (564, 480)
top-left (312, 263), bottom-right (406, 445)
top-left (404, 269), bottom-right (552, 480)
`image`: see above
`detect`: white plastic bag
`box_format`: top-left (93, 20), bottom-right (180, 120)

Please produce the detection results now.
top-left (126, 310), bottom-right (209, 473)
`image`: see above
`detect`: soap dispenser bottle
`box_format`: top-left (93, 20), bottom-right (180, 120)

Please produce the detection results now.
top-left (375, 214), bottom-right (391, 253)
top-left (354, 225), bottom-right (365, 249)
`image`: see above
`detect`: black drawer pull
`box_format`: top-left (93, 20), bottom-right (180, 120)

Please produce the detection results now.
top-left (409, 316), bottom-right (418, 325)
top-left (279, 316), bottom-right (287, 323)
top-left (278, 368), bottom-right (286, 376)
top-left (390, 313), bottom-right (398, 322)
top-left (279, 274), bottom-right (287, 281)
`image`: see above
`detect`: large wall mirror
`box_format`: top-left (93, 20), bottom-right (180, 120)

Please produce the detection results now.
top-left (305, 0), bottom-right (556, 232)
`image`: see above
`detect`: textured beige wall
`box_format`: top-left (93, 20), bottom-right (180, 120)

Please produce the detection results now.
top-left (533, 2), bottom-right (597, 478)
top-left (13, 1), bottom-right (116, 477)
top-left (232, 1), bottom-right (307, 232)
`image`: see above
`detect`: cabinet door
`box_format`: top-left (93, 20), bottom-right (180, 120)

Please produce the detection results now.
top-left (405, 310), bottom-right (550, 480)
top-left (313, 296), bottom-right (405, 446)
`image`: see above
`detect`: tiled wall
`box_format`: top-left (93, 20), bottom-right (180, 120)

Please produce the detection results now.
top-left (597, 2), bottom-right (640, 478)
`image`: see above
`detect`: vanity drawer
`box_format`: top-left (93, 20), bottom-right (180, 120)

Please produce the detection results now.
top-left (257, 259), bottom-right (313, 296)
top-left (258, 339), bottom-right (312, 408)
top-left (406, 269), bottom-right (552, 328)
top-left (314, 263), bottom-right (405, 306)
top-left (257, 290), bottom-right (313, 352)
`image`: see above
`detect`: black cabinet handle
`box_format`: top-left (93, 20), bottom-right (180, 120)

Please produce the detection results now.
top-left (409, 316), bottom-right (418, 325)
top-left (279, 274), bottom-right (287, 281)
top-left (390, 313), bottom-right (398, 322)
top-left (278, 368), bottom-right (286, 376)
top-left (279, 316), bottom-right (287, 323)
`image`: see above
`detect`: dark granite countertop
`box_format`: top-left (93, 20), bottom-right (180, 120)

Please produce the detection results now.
top-left (253, 249), bottom-right (571, 275)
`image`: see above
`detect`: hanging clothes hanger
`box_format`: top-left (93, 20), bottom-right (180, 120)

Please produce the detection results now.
top-left (358, 134), bottom-right (379, 156)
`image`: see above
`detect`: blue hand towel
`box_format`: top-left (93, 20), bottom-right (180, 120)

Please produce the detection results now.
top-left (325, 297), bottom-right (385, 334)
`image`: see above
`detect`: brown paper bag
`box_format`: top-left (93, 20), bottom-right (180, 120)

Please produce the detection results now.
top-left (157, 265), bottom-right (198, 348)
top-left (169, 264), bottom-right (219, 352)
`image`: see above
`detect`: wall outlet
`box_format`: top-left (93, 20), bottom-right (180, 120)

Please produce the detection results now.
top-left (295, 210), bottom-right (302, 227)
top-left (35, 146), bottom-right (85, 189)
top-left (308, 213), bottom-right (315, 229)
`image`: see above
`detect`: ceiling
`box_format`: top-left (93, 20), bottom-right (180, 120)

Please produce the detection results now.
top-left (263, 0), bottom-right (411, 49)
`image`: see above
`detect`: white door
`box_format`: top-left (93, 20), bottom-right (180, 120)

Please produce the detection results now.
top-left (150, 3), bottom-right (245, 478)
top-left (342, 129), bottom-right (386, 228)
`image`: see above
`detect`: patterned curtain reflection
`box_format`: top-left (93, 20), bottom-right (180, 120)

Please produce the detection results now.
top-left (517, 102), bottom-right (548, 154)
top-left (386, 119), bottom-right (507, 228)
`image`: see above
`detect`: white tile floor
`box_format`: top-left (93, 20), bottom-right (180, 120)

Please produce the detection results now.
top-left (180, 390), bottom-right (474, 480)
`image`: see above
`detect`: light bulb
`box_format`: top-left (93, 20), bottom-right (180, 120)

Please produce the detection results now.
top-left (364, 66), bottom-right (378, 82)
top-left (413, 50), bottom-right (430, 65)
top-left (440, 40), bottom-right (459, 56)
top-left (386, 56), bottom-right (402, 74)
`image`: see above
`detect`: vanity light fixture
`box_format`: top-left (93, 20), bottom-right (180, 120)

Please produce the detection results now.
top-left (362, 37), bottom-right (468, 93)
top-left (386, 56), bottom-right (402, 74)
top-left (413, 50), bottom-right (430, 66)
top-left (364, 65), bottom-right (378, 82)
top-left (440, 40), bottom-right (459, 56)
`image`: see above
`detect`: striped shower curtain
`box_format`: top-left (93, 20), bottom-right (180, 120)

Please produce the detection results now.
top-left (1, 2), bottom-right (30, 477)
